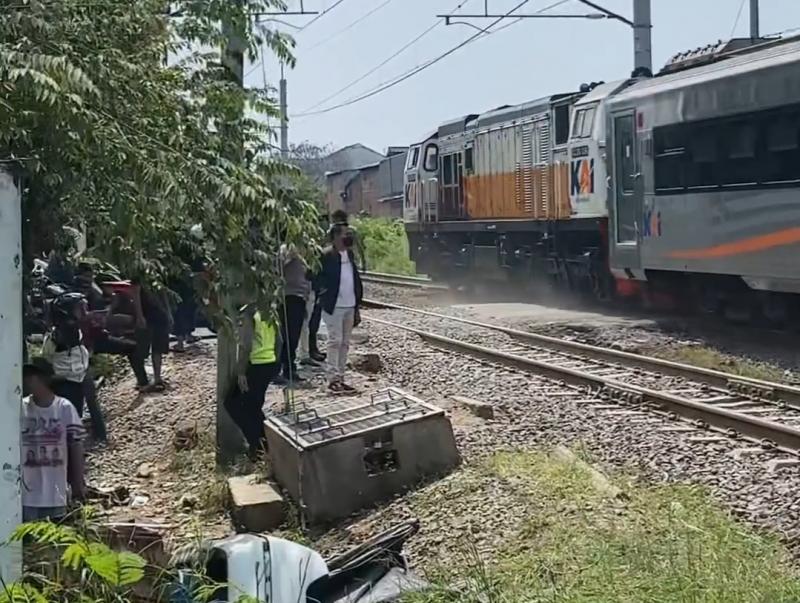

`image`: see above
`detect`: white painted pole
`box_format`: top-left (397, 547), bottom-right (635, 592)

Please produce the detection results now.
top-left (0, 166), bottom-right (22, 584)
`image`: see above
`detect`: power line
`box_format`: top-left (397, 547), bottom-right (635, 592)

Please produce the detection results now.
top-left (293, 0), bottom-right (570, 118)
top-left (730, 0), bottom-right (747, 37)
top-left (297, 0), bottom-right (348, 32)
top-left (244, 0), bottom-right (350, 79)
top-left (305, 0), bottom-right (396, 51)
top-left (297, 0), bottom-right (475, 113)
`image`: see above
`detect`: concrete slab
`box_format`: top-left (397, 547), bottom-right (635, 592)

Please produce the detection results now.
top-left (766, 458), bottom-right (800, 473)
top-left (228, 475), bottom-right (284, 533)
top-left (452, 395), bottom-right (494, 420)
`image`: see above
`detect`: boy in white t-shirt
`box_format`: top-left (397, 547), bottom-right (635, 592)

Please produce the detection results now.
top-left (21, 358), bottom-right (86, 522)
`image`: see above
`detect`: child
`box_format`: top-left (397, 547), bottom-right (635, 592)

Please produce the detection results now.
top-left (21, 358), bottom-right (86, 522)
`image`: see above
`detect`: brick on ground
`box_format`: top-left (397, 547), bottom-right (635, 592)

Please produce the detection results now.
top-left (228, 475), bottom-right (285, 532)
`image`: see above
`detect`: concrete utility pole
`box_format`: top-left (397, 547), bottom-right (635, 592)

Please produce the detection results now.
top-left (0, 165), bottom-right (23, 583)
top-left (280, 63), bottom-right (289, 157)
top-left (750, 0), bottom-right (760, 40)
top-left (632, 0), bottom-right (652, 74)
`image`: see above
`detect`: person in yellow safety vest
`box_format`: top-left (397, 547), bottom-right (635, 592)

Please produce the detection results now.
top-left (223, 304), bottom-right (282, 460)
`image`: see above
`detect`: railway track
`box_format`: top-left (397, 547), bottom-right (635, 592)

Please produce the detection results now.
top-left (361, 271), bottom-right (447, 290)
top-left (362, 298), bottom-right (800, 453)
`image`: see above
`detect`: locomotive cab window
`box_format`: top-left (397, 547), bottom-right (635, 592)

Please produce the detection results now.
top-left (423, 143), bottom-right (438, 172)
top-left (554, 104), bottom-right (570, 145)
top-left (572, 106), bottom-right (596, 139)
top-left (407, 146), bottom-right (420, 170)
top-left (464, 146), bottom-right (474, 173)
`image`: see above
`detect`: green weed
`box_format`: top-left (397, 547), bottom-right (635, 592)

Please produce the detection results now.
top-left (353, 217), bottom-right (416, 276)
top-left (408, 450), bottom-right (800, 603)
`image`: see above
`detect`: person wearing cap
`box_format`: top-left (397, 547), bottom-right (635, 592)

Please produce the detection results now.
top-left (21, 358), bottom-right (86, 522)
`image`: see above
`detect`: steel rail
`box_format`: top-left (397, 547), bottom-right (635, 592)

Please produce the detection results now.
top-left (366, 315), bottom-right (800, 451)
top-left (362, 298), bottom-right (800, 408)
top-left (362, 273), bottom-right (447, 290)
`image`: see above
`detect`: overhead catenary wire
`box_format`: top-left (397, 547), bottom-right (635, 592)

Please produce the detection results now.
top-left (304, 0), bottom-right (396, 51)
top-left (244, 0), bottom-right (350, 79)
top-left (297, 0), bottom-right (348, 31)
top-left (730, 0), bottom-right (747, 37)
top-left (296, 0), bottom-right (475, 113)
top-left (293, 0), bottom-right (571, 118)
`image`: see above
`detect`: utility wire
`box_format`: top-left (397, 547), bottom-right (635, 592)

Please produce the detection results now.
top-left (297, 0), bottom-right (475, 113)
top-left (294, 0), bottom-right (570, 118)
top-left (244, 0), bottom-right (350, 79)
top-left (297, 0), bottom-right (348, 32)
top-left (729, 0), bottom-right (747, 38)
top-left (305, 0), bottom-right (396, 51)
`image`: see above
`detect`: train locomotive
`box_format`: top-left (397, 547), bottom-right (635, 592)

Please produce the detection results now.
top-left (403, 35), bottom-right (800, 325)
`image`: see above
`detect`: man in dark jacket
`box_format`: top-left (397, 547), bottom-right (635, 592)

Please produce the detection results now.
top-left (318, 223), bottom-right (363, 393)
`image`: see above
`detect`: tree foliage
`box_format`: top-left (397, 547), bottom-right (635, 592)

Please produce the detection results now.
top-left (0, 0), bottom-right (321, 323)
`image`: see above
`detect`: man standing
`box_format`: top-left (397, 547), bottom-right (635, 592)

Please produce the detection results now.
top-left (318, 224), bottom-right (363, 393)
top-left (131, 277), bottom-right (172, 392)
top-left (277, 243), bottom-right (310, 386)
top-left (21, 358), bottom-right (86, 522)
top-left (224, 305), bottom-right (281, 459)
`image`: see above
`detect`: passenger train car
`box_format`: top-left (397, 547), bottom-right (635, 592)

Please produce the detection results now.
top-left (403, 35), bottom-right (800, 324)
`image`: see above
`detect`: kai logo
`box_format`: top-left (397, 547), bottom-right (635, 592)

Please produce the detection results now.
top-left (570, 158), bottom-right (595, 197)
top-left (643, 208), bottom-right (662, 238)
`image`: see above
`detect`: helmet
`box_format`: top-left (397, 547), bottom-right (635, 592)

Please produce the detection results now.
top-left (51, 292), bottom-right (86, 324)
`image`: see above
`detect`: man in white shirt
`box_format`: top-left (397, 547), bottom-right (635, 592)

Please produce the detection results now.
top-left (317, 224), bottom-right (363, 393)
top-left (21, 358), bottom-right (86, 522)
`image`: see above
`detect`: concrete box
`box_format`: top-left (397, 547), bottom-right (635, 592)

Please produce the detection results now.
top-left (265, 388), bottom-right (460, 523)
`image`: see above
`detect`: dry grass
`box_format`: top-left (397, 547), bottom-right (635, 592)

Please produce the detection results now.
top-left (645, 344), bottom-right (789, 383)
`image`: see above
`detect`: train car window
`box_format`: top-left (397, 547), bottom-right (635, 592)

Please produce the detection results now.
top-left (687, 127), bottom-right (719, 189)
top-left (423, 144), bottom-right (438, 172)
top-left (654, 126), bottom-right (686, 192)
top-left (764, 113), bottom-right (800, 184)
top-left (580, 107), bottom-right (596, 138)
top-left (721, 121), bottom-right (758, 186)
top-left (555, 104), bottom-right (570, 145)
top-left (464, 147), bottom-right (474, 173)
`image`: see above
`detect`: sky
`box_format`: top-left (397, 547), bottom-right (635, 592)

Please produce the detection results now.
top-left (248, 0), bottom-right (800, 154)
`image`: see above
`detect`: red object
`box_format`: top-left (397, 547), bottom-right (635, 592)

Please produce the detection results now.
top-left (100, 280), bottom-right (132, 296)
top-left (614, 277), bottom-right (641, 298)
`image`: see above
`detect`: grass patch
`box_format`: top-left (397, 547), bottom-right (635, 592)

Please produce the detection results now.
top-left (353, 217), bottom-right (416, 275)
top-left (646, 344), bottom-right (788, 383)
top-left (409, 450), bottom-right (800, 602)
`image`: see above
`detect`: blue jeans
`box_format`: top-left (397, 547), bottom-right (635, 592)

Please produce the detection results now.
top-left (23, 506), bottom-right (66, 522)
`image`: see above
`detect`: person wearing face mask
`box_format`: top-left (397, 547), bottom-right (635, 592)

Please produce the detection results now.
top-left (317, 223), bottom-right (363, 393)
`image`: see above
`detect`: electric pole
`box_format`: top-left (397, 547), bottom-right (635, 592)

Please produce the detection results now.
top-left (750, 0), bottom-right (760, 40)
top-left (632, 0), bottom-right (652, 74)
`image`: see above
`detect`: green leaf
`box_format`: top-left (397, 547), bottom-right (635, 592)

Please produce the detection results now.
top-left (84, 543), bottom-right (146, 587)
top-left (0, 583), bottom-right (48, 603)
